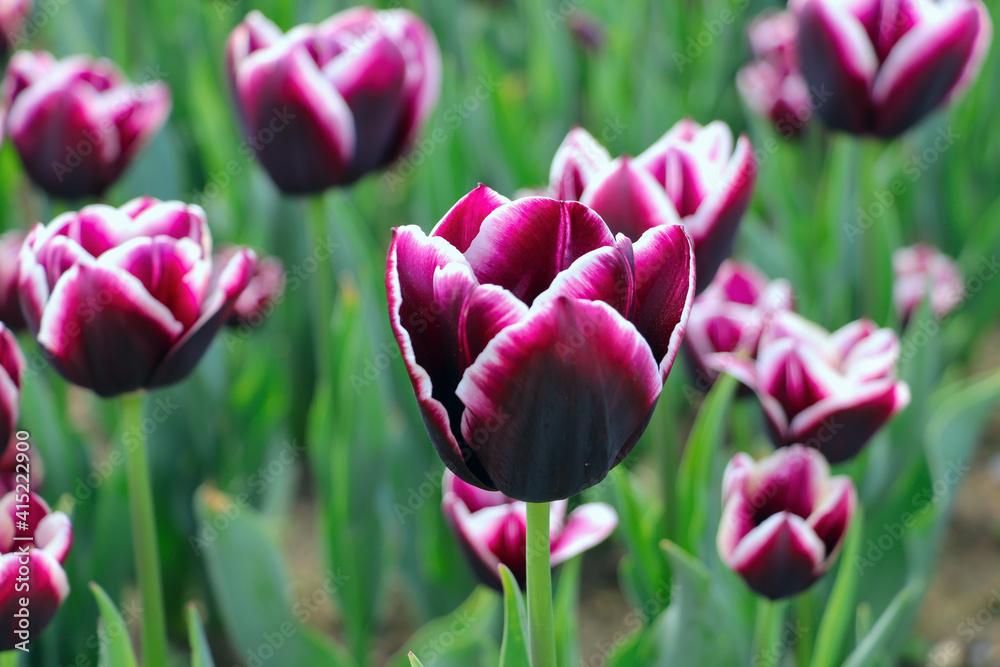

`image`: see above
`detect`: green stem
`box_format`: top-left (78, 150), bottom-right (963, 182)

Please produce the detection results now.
top-left (752, 598), bottom-right (788, 667)
top-left (121, 392), bottom-right (168, 667)
top-left (526, 502), bottom-right (557, 667)
top-left (307, 196), bottom-right (335, 377)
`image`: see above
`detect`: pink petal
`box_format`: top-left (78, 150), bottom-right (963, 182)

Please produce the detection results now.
top-left (430, 185), bottom-right (510, 253)
top-left (548, 127), bottom-right (612, 200)
top-left (533, 238), bottom-right (636, 321)
top-left (0, 549), bottom-right (70, 649)
top-left (579, 156), bottom-right (681, 241)
top-left (550, 502), bottom-right (618, 564)
top-left (807, 476), bottom-right (856, 558)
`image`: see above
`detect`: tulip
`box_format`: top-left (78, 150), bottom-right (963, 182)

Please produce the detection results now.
top-left (0, 490), bottom-right (72, 648)
top-left (0, 325), bottom-right (23, 454)
top-left (18, 197), bottom-right (256, 397)
top-left (387, 185), bottom-right (695, 502)
top-left (543, 120), bottom-right (756, 292)
top-left (717, 445), bottom-right (856, 599)
top-left (1, 51), bottom-right (171, 199)
top-left (717, 311), bottom-right (910, 462)
top-left (0, 231), bottom-right (27, 331)
top-left (792, 0), bottom-right (992, 137)
top-left (0, 0), bottom-right (31, 57)
top-left (0, 436), bottom-right (42, 496)
top-left (218, 247), bottom-right (286, 328)
top-left (892, 243), bottom-right (963, 323)
top-left (441, 470), bottom-right (617, 590)
top-left (737, 11), bottom-right (813, 137)
top-left (686, 260), bottom-right (793, 387)
top-left (227, 8), bottom-right (441, 194)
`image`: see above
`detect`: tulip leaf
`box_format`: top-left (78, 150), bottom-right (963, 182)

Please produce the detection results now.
top-left (554, 556), bottom-right (582, 667)
top-left (90, 583), bottom-right (138, 667)
top-left (841, 586), bottom-right (916, 667)
top-left (194, 486), bottom-right (351, 667)
top-left (810, 511), bottom-right (866, 667)
top-left (408, 653), bottom-right (426, 667)
top-left (676, 373), bottom-right (738, 555)
top-left (609, 468), bottom-right (667, 612)
top-left (498, 565), bottom-right (530, 667)
top-left (385, 587), bottom-right (500, 667)
top-left (187, 604), bottom-right (215, 667)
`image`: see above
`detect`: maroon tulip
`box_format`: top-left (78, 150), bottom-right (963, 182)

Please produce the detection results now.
top-left (387, 185), bottom-right (694, 502)
top-left (892, 243), bottom-right (963, 323)
top-left (0, 231), bottom-right (27, 331)
top-left (0, 491), bottom-right (72, 649)
top-left (227, 8), bottom-right (441, 194)
top-left (737, 11), bottom-right (813, 137)
top-left (718, 311), bottom-right (910, 462)
top-left (17, 197), bottom-right (256, 397)
top-left (0, 0), bottom-right (31, 57)
top-left (0, 436), bottom-right (42, 496)
top-left (1, 51), bottom-right (171, 199)
top-left (0, 325), bottom-right (23, 454)
top-left (718, 445), bottom-right (856, 599)
top-left (686, 260), bottom-right (793, 387)
top-left (542, 121), bottom-right (756, 292)
top-left (442, 470), bottom-right (617, 590)
top-left (792, 0), bottom-right (992, 137)
top-left (217, 247), bottom-right (285, 328)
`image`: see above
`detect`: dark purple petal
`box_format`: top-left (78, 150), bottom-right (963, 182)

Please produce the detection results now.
top-left (0, 232), bottom-right (27, 331)
top-left (456, 297), bottom-right (660, 502)
top-left (726, 513), bottom-right (825, 599)
top-left (579, 157), bottom-right (680, 241)
top-left (534, 238), bottom-right (636, 321)
top-left (743, 445), bottom-right (827, 523)
top-left (796, 0), bottom-right (879, 133)
top-left (430, 185), bottom-right (510, 253)
top-left (807, 476), bottom-right (855, 557)
top-left (464, 198), bottom-right (615, 305)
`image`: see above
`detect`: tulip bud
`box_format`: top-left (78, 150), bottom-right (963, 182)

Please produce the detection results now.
top-left (227, 8), bottom-right (441, 194)
top-left (718, 445), bottom-right (856, 599)
top-left (686, 260), bottom-right (793, 387)
top-left (793, 0), bottom-right (992, 137)
top-left (715, 311), bottom-right (910, 462)
top-left (0, 0), bottom-right (31, 57)
top-left (737, 11), bottom-right (813, 138)
top-left (0, 325), bottom-right (23, 455)
top-left (217, 247), bottom-right (285, 328)
top-left (0, 231), bottom-right (27, 331)
top-left (18, 197), bottom-right (256, 397)
top-left (441, 471), bottom-right (617, 590)
top-left (892, 243), bottom-right (963, 324)
top-left (1, 51), bottom-right (171, 199)
top-left (387, 185), bottom-right (695, 501)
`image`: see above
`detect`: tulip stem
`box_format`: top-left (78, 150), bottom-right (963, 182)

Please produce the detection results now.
top-left (526, 502), bottom-right (557, 667)
top-left (121, 392), bottom-right (169, 667)
top-left (307, 196), bottom-right (334, 376)
top-left (752, 597), bottom-right (788, 667)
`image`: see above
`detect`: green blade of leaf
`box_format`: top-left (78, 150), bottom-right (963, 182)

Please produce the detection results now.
top-left (90, 583), bottom-right (138, 667)
top-left (842, 586), bottom-right (916, 667)
top-left (187, 604), bottom-right (215, 667)
top-left (498, 564), bottom-right (530, 667)
top-left (810, 511), bottom-right (866, 667)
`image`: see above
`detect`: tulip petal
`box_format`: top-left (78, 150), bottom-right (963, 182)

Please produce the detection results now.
top-left (580, 156), bottom-right (681, 241)
top-left (796, 0), bottom-right (878, 133)
top-left (102, 80), bottom-right (171, 184)
top-left (443, 470), bottom-right (508, 513)
top-left (788, 379), bottom-right (910, 462)
top-left (464, 198), bottom-right (615, 305)
top-left (744, 445), bottom-right (828, 523)
top-left (807, 476), bottom-right (856, 557)
top-left (533, 238), bottom-right (636, 320)
top-left (148, 248), bottom-right (256, 389)
top-left (727, 512), bottom-right (826, 599)
top-left (550, 502), bottom-right (618, 565)
top-left (872, 2), bottom-right (985, 136)
top-left (37, 264), bottom-right (183, 397)
top-left (0, 550), bottom-right (70, 650)
top-left (632, 224), bottom-right (696, 381)
top-left (430, 185), bottom-right (510, 253)
top-left (456, 297), bottom-right (660, 501)
top-left (549, 127), bottom-right (612, 200)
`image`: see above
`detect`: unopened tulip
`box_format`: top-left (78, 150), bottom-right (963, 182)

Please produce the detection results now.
top-left (1, 52), bottom-right (171, 198)
top-left (0, 325), bottom-right (23, 453)
top-left (18, 197), bottom-right (256, 397)
top-left (218, 247), bottom-right (285, 328)
top-left (441, 470), bottom-right (617, 590)
top-left (892, 243), bottom-right (963, 323)
top-left (544, 121), bottom-right (756, 292)
top-left (0, 491), bottom-right (72, 648)
top-left (718, 445), bottom-right (856, 599)
top-left (387, 185), bottom-right (694, 501)
top-left (0, 231), bottom-right (27, 331)
top-left (0, 0), bottom-right (31, 57)
top-left (737, 11), bottom-right (813, 137)
top-left (227, 8), bottom-right (441, 194)
top-left (686, 260), bottom-right (793, 386)
top-left (718, 311), bottom-right (910, 462)
top-left (793, 0), bottom-right (992, 137)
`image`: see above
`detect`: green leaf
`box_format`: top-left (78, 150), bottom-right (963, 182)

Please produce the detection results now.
top-left (194, 486), bottom-right (351, 667)
top-left (187, 604), bottom-right (215, 667)
top-left (553, 556), bottom-right (582, 667)
top-left (385, 588), bottom-right (500, 667)
top-left (90, 583), bottom-right (138, 667)
top-left (408, 653), bottom-right (426, 667)
top-left (676, 374), bottom-right (738, 554)
top-left (498, 565), bottom-right (530, 667)
top-left (811, 511), bottom-right (866, 667)
top-left (842, 587), bottom-right (916, 667)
